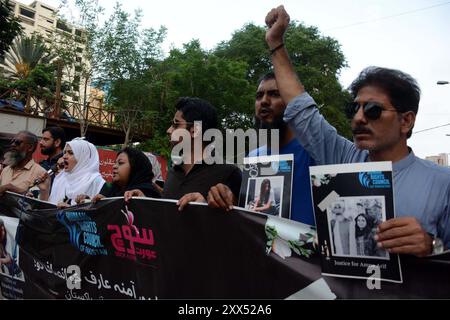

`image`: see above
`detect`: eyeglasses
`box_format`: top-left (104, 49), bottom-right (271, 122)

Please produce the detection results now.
top-left (10, 139), bottom-right (23, 146)
top-left (346, 102), bottom-right (399, 120)
top-left (171, 121), bottom-right (194, 129)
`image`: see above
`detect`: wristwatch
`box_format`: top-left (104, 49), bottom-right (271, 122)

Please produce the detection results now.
top-left (432, 237), bottom-right (445, 255)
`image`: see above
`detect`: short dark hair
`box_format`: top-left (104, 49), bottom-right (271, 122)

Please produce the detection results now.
top-left (257, 71), bottom-right (276, 84)
top-left (42, 126), bottom-right (66, 149)
top-left (175, 97), bottom-right (218, 132)
top-left (18, 130), bottom-right (38, 153)
top-left (349, 66), bottom-right (421, 115)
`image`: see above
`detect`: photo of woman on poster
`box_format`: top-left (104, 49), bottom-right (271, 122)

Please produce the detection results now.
top-left (354, 213), bottom-right (377, 256)
top-left (327, 197), bottom-right (388, 259)
top-left (0, 219), bottom-right (13, 275)
top-left (253, 179), bottom-right (276, 214)
top-left (245, 177), bottom-right (284, 217)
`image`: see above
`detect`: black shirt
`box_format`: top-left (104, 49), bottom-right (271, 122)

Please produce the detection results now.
top-left (99, 182), bottom-right (161, 198)
top-left (39, 152), bottom-right (63, 188)
top-left (39, 152), bottom-right (63, 171)
top-left (163, 163), bottom-right (242, 200)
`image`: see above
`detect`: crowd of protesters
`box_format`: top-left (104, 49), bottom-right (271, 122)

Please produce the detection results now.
top-left (1, 6), bottom-right (449, 259)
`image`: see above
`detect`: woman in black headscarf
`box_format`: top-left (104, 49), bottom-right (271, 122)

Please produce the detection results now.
top-left (76, 147), bottom-right (161, 203)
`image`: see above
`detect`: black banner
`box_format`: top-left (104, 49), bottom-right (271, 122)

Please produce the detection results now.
top-left (0, 192), bottom-right (449, 299)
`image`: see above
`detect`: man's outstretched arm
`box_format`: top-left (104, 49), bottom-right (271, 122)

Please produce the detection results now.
top-left (265, 5), bottom-right (304, 104)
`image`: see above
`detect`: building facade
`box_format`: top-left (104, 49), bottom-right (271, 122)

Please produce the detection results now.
top-left (426, 153), bottom-right (449, 167)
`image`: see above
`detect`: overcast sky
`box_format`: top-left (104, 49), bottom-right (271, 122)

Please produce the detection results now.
top-left (45, 0), bottom-right (450, 158)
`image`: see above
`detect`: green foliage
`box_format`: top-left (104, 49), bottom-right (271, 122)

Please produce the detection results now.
top-left (138, 130), bottom-right (171, 160)
top-left (156, 40), bottom-right (254, 129)
top-left (134, 39), bottom-right (257, 155)
top-left (0, 35), bottom-right (53, 80)
top-left (215, 23), bottom-right (270, 83)
top-left (95, 2), bottom-right (167, 84)
top-left (265, 225), bottom-right (314, 258)
top-left (215, 21), bottom-right (352, 139)
top-left (91, 3), bottom-right (166, 145)
top-left (2, 0), bottom-right (353, 148)
top-left (0, 34), bottom-right (58, 108)
top-left (49, 0), bottom-right (103, 100)
top-left (0, 0), bottom-right (23, 58)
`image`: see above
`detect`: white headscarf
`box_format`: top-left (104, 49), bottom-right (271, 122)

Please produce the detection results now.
top-left (48, 138), bottom-right (105, 204)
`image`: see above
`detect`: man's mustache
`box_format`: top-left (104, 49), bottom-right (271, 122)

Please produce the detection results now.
top-left (352, 126), bottom-right (372, 135)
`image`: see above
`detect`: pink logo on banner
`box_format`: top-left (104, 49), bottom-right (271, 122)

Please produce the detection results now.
top-left (107, 206), bottom-right (157, 261)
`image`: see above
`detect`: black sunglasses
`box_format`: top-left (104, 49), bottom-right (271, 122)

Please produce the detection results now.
top-left (10, 139), bottom-right (23, 146)
top-left (346, 102), bottom-right (399, 120)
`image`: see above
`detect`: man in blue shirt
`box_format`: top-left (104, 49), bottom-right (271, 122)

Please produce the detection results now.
top-left (264, 5), bottom-right (450, 257)
top-left (204, 72), bottom-right (316, 225)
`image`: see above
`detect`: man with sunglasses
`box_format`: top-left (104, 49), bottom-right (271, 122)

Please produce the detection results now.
top-left (264, 5), bottom-right (450, 257)
top-left (0, 131), bottom-right (50, 201)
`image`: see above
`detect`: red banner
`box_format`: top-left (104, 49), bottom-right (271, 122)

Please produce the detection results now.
top-left (33, 147), bottom-right (167, 183)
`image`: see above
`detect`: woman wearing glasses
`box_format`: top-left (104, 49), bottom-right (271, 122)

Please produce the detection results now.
top-left (48, 138), bottom-right (105, 206)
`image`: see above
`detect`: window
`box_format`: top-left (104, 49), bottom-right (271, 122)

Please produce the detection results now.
top-left (56, 20), bottom-right (72, 33)
top-left (20, 7), bottom-right (35, 19)
top-left (41, 5), bottom-right (55, 14)
top-left (76, 57), bottom-right (82, 63)
top-left (19, 16), bottom-right (34, 26)
top-left (76, 47), bottom-right (83, 53)
top-left (75, 29), bottom-right (83, 37)
top-left (46, 19), bottom-right (53, 24)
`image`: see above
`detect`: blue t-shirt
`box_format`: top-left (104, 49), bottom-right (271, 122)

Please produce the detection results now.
top-left (249, 139), bottom-right (316, 225)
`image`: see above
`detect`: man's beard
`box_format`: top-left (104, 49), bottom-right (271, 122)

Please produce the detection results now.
top-left (41, 145), bottom-right (56, 156)
top-left (9, 150), bottom-right (26, 167)
top-left (254, 114), bottom-right (288, 147)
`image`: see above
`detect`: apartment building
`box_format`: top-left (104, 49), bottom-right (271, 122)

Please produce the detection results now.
top-left (7, 1), bottom-right (91, 101)
top-left (8, 1), bottom-right (85, 51)
top-left (425, 153), bottom-right (449, 167)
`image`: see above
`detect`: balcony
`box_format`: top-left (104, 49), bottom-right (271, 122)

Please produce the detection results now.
top-left (0, 86), bottom-right (153, 142)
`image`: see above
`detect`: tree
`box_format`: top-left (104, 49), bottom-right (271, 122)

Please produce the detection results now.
top-left (136, 40), bottom-right (256, 158)
top-left (0, 35), bottom-right (57, 112)
top-left (95, 2), bottom-right (167, 146)
top-left (1, 35), bottom-right (53, 80)
top-left (0, 0), bottom-right (23, 59)
top-left (48, 0), bottom-right (104, 136)
top-left (215, 22), bottom-right (352, 138)
top-left (215, 23), bottom-right (270, 84)
top-left (108, 78), bottom-right (157, 147)
top-left (163, 40), bottom-right (254, 129)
